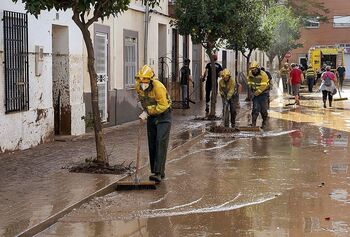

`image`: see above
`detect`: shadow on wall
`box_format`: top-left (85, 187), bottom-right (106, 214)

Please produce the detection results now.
top-left (116, 89), bottom-right (140, 125)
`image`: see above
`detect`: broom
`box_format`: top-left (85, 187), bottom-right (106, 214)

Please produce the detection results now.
top-left (116, 120), bottom-right (157, 191)
top-left (334, 83), bottom-right (348, 101)
top-left (237, 126), bottom-right (261, 132)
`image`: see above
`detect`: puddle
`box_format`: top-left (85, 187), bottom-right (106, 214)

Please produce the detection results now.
top-left (330, 189), bottom-right (350, 203)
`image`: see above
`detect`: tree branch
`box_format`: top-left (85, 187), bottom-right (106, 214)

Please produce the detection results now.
top-left (86, 0), bottom-right (108, 26)
top-left (80, 12), bottom-right (86, 24)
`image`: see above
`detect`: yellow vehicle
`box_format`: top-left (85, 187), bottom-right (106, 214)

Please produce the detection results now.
top-left (308, 46), bottom-right (344, 73)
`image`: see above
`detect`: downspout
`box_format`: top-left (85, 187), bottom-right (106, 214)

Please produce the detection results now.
top-left (144, 1), bottom-right (150, 65)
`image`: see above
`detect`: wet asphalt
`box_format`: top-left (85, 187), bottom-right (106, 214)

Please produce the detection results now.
top-left (37, 85), bottom-right (350, 236)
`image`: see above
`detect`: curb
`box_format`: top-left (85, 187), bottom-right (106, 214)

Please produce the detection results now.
top-left (16, 175), bottom-right (126, 237)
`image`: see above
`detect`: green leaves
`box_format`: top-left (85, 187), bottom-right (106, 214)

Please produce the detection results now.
top-left (13, 0), bottom-right (160, 19)
top-left (173, 0), bottom-right (242, 53)
top-left (264, 5), bottom-right (302, 64)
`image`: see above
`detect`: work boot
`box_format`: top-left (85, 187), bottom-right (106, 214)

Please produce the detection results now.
top-left (149, 174), bottom-right (161, 183)
top-left (251, 117), bottom-right (257, 127)
top-left (205, 103), bottom-right (209, 113)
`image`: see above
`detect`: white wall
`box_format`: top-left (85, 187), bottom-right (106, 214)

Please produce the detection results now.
top-left (0, 1), bottom-right (85, 152)
top-left (86, 3), bottom-right (187, 91)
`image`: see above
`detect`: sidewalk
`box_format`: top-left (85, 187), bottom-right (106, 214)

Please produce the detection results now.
top-left (0, 96), bottom-right (252, 237)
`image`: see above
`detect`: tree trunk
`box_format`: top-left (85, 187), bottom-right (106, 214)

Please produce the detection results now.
top-left (267, 53), bottom-right (276, 71)
top-left (245, 50), bottom-right (253, 100)
top-left (209, 57), bottom-right (217, 117)
top-left (205, 47), bottom-right (217, 117)
top-left (74, 19), bottom-right (108, 165)
top-left (235, 47), bottom-right (238, 78)
top-left (278, 57), bottom-right (282, 70)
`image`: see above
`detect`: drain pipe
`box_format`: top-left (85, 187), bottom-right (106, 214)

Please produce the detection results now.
top-left (144, 1), bottom-right (150, 65)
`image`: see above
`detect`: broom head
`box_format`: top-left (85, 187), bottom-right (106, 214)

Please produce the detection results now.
top-left (334, 97), bottom-right (348, 101)
top-left (116, 180), bottom-right (157, 191)
top-left (237, 126), bottom-right (262, 132)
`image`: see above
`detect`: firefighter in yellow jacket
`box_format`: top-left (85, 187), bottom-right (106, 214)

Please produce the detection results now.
top-left (248, 61), bottom-right (270, 128)
top-left (219, 69), bottom-right (239, 128)
top-left (135, 65), bottom-right (172, 183)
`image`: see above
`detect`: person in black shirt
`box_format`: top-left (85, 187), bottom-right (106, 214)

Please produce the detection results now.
top-left (201, 54), bottom-right (223, 113)
top-left (180, 58), bottom-right (192, 108)
top-left (336, 64), bottom-right (346, 91)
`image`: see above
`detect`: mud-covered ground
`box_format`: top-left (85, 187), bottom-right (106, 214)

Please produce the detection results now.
top-left (38, 86), bottom-right (350, 237)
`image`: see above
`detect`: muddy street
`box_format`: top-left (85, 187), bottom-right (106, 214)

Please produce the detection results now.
top-left (38, 89), bottom-right (350, 237)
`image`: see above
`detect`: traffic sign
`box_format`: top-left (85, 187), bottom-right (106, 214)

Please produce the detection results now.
top-left (285, 52), bottom-right (292, 59)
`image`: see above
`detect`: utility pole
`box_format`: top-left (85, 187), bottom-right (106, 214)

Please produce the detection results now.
top-left (144, 1), bottom-right (150, 65)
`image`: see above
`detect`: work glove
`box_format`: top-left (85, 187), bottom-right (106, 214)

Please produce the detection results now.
top-left (139, 111), bottom-right (148, 121)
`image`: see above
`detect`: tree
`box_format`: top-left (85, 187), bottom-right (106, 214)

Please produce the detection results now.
top-left (172, 0), bottom-right (246, 117)
top-left (264, 5), bottom-right (302, 69)
top-left (227, 0), bottom-right (271, 75)
top-left (15, 0), bottom-right (159, 165)
top-left (225, 0), bottom-right (271, 100)
top-left (263, 0), bottom-right (328, 20)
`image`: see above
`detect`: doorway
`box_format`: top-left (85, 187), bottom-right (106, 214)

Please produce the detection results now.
top-left (52, 25), bottom-right (70, 135)
top-left (192, 44), bottom-right (202, 101)
top-left (299, 57), bottom-right (307, 71)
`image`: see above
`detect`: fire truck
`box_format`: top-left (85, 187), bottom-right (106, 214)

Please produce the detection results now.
top-left (308, 46), bottom-right (344, 73)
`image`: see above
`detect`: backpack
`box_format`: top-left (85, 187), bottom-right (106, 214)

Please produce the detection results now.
top-left (324, 75), bottom-right (332, 86)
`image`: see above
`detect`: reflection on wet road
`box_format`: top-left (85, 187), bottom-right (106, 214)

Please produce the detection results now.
top-left (39, 92), bottom-right (350, 237)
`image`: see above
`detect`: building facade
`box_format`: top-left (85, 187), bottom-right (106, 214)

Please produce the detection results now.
top-left (83, 0), bottom-right (201, 126)
top-left (0, 1), bottom-right (85, 152)
top-left (290, 0), bottom-right (350, 78)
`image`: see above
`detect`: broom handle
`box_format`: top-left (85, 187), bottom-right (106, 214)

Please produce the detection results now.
top-left (338, 81), bottom-right (342, 98)
top-left (135, 120), bottom-right (143, 180)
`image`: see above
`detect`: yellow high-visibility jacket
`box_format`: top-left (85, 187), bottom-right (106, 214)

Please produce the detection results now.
top-left (280, 67), bottom-right (289, 77)
top-left (306, 68), bottom-right (316, 78)
top-left (248, 70), bottom-right (270, 96)
top-left (219, 78), bottom-right (235, 99)
top-left (136, 79), bottom-right (171, 115)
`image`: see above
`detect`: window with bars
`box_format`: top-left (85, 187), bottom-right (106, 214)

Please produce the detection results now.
top-left (124, 36), bottom-right (138, 87)
top-left (3, 10), bottom-right (29, 113)
top-left (303, 17), bottom-right (320, 28)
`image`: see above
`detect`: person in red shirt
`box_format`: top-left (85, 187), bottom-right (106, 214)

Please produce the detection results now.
top-left (289, 63), bottom-right (304, 105)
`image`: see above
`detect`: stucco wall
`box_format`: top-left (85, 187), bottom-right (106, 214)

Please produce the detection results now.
top-left (83, 5), bottom-right (175, 124)
top-left (0, 53), bottom-right (54, 152)
top-left (0, 1), bottom-right (85, 152)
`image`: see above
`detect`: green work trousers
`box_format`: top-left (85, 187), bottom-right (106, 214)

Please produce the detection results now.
top-left (147, 109), bottom-right (172, 176)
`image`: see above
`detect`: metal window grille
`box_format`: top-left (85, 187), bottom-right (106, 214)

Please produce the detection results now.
top-left (3, 10), bottom-right (29, 113)
top-left (303, 18), bottom-right (320, 28)
top-left (124, 37), bottom-right (137, 86)
top-left (95, 33), bottom-right (108, 121)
